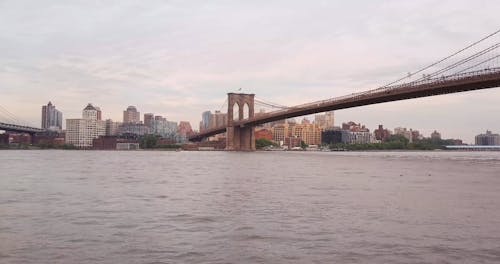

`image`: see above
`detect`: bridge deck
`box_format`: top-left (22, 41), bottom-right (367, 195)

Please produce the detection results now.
top-left (0, 122), bottom-right (45, 134)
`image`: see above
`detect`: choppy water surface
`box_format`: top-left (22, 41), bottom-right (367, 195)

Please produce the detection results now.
top-left (1, 150), bottom-right (500, 263)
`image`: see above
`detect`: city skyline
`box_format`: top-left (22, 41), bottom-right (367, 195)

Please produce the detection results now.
top-left (1, 1), bottom-right (500, 143)
top-left (41, 100), bottom-right (500, 145)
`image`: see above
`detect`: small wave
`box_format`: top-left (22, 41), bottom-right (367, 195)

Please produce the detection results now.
top-left (71, 220), bottom-right (100, 225)
top-left (110, 224), bottom-right (139, 229)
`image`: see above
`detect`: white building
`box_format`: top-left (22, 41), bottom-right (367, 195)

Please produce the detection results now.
top-left (65, 104), bottom-right (105, 148)
top-left (344, 131), bottom-right (372, 144)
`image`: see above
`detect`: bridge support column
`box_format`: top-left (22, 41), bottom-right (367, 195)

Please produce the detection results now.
top-left (226, 93), bottom-right (255, 151)
top-left (30, 133), bottom-right (36, 145)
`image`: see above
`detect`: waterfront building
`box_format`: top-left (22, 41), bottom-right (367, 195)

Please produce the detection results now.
top-left (374, 125), bottom-right (391, 142)
top-left (322, 127), bottom-right (343, 145)
top-left (118, 123), bottom-right (150, 136)
top-left (271, 122), bottom-right (322, 146)
top-left (475, 130), bottom-right (500, 145)
top-left (412, 130), bottom-right (422, 142)
top-left (92, 136), bottom-right (140, 150)
top-left (284, 137), bottom-right (302, 149)
top-left (123, 106), bottom-right (140, 124)
top-left (292, 124), bottom-right (322, 145)
top-left (431, 130), bottom-right (442, 140)
top-left (144, 113), bottom-right (154, 128)
top-left (271, 123), bottom-right (289, 144)
top-left (65, 104), bottom-right (105, 148)
top-left (41, 101), bottom-right (63, 131)
top-left (255, 128), bottom-right (273, 141)
top-left (394, 127), bottom-right (413, 143)
top-left (153, 116), bottom-right (178, 138)
top-left (345, 131), bottom-right (372, 144)
top-left (322, 125), bottom-right (372, 145)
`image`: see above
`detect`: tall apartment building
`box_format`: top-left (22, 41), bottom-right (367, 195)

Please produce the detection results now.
top-left (200, 111), bottom-right (212, 131)
top-left (123, 106), bottom-right (140, 124)
top-left (314, 111), bottom-right (334, 129)
top-left (144, 113), bottom-right (154, 128)
top-left (210, 111), bottom-right (227, 129)
top-left (105, 119), bottom-right (121, 136)
top-left (65, 103), bottom-right (105, 148)
top-left (41, 101), bottom-right (63, 131)
top-left (475, 130), bottom-right (500, 145)
top-left (200, 110), bottom-right (227, 131)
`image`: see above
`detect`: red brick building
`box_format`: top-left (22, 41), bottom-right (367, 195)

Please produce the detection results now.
top-left (33, 133), bottom-right (65, 146)
top-left (255, 129), bottom-right (273, 141)
top-left (374, 125), bottom-right (391, 142)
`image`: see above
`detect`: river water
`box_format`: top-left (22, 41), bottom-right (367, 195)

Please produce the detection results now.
top-left (1, 150), bottom-right (500, 263)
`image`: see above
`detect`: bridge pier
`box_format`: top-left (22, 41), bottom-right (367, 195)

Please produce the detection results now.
top-left (226, 126), bottom-right (255, 151)
top-left (226, 93), bottom-right (255, 151)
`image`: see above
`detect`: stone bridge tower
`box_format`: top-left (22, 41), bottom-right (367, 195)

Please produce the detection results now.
top-left (226, 93), bottom-right (255, 151)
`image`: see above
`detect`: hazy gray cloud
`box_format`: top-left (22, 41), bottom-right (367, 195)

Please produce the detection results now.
top-left (1, 0), bottom-right (500, 142)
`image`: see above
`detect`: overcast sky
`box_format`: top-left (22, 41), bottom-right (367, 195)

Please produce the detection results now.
top-left (1, 0), bottom-right (500, 143)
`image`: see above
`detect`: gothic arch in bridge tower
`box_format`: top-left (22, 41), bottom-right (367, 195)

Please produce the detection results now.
top-left (226, 93), bottom-right (255, 151)
top-left (242, 103), bottom-right (249, 120)
top-left (232, 103), bottom-right (240, 121)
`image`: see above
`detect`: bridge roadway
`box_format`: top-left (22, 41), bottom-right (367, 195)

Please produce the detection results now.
top-left (0, 122), bottom-right (45, 134)
top-left (189, 68), bottom-right (500, 141)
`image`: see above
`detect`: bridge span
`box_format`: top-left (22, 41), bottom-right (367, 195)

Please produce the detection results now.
top-left (0, 122), bottom-right (45, 134)
top-left (189, 68), bottom-right (500, 149)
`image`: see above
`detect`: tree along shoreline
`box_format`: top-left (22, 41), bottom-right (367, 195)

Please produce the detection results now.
top-left (328, 135), bottom-right (463, 151)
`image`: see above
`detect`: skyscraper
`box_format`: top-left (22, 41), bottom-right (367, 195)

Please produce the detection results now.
top-left (123, 106), bottom-right (140, 124)
top-left (201, 111), bottom-right (212, 131)
top-left (144, 113), bottom-right (154, 128)
top-left (314, 111), bottom-right (334, 129)
top-left (41, 101), bottom-right (63, 131)
top-left (65, 103), bottom-right (105, 148)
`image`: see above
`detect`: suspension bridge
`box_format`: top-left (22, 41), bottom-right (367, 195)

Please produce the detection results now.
top-left (0, 105), bottom-right (44, 135)
top-left (189, 29), bottom-right (500, 150)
